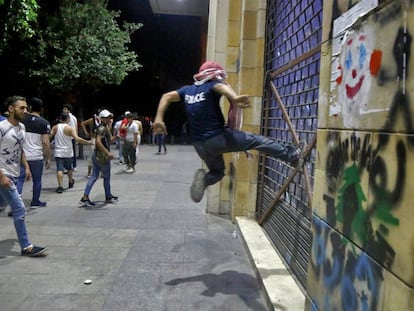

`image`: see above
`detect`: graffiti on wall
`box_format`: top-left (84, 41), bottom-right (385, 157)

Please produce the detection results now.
top-left (311, 2), bottom-right (414, 310)
top-left (330, 0), bottom-right (414, 129)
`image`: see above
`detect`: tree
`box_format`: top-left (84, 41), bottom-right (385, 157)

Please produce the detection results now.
top-left (24, 0), bottom-right (142, 95)
top-left (0, 0), bottom-right (39, 54)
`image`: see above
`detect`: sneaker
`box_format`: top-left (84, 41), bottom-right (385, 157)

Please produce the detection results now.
top-left (79, 197), bottom-right (96, 207)
top-left (190, 169), bottom-right (207, 203)
top-left (288, 141), bottom-right (306, 166)
top-left (21, 245), bottom-right (48, 257)
top-left (69, 179), bottom-right (75, 188)
top-left (105, 195), bottom-right (118, 204)
top-left (125, 167), bottom-right (134, 173)
top-left (30, 201), bottom-right (47, 208)
top-left (86, 175), bottom-right (91, 179)
top-left (56, 186), bottom-right (64, 193)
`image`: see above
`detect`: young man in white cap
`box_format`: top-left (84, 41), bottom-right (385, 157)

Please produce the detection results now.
top-left (80, 109), bottom-right (118, 206)
top-left (153, 61), bottom-right (305, 203)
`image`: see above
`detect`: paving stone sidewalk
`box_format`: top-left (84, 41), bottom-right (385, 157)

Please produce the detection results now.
top-left (0, 144), bottom-right (269, 311)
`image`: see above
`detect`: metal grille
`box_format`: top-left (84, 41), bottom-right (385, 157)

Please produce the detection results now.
top-left (257, 0), bottom-right (322, 288)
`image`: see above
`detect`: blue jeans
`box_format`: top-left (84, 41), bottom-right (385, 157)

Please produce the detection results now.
top-left (156, 134), bottom-right (167, 153)
top-left (0, 176), bottom-right (31, 249)
top-left (16, 160), bottom-right (44, 204)
top-left (83, 153), bottom-right (112, 199)
top-left (116, 138), bottom-right (124, 161)
top-left (193, 128), bottom-right (291, 186)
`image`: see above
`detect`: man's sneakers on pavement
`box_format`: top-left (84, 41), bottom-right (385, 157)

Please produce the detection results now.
top-left (287, 141), bottom-right (307, 166)
top-left (190, 169), bottom-right (207, 203)
top-left (30, 201), bottom-right (47, 209)
top-left (125, 167), bottom-right (135, 173)
top-left (79, 197), bottom-right (96, 207)
top-left (68, 179), bottom-right (75, 188)
top-left (56, 186), bottom-right (64, 193)
top-left (105, 195), bottom-right (119, 204)
top-left (21, 245), bottom-right (48, 257)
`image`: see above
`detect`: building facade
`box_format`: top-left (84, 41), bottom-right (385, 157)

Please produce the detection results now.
top-left (206, 0), bottom-right (414, 310)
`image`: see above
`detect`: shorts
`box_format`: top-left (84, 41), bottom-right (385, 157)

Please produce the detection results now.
top-left (55, 157), bottom-right (73, 172)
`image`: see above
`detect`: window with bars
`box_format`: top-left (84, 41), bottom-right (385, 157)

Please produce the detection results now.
top-left (256, 0), bottom-right (322, 289)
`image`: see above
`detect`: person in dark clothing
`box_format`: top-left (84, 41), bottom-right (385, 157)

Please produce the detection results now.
top-left (153, 61), bottom-right (305, 203)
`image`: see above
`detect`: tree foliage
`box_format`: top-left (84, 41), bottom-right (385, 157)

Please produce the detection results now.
top-left (24, 0), bottom-right (142, 94)
top-left (1, 0), bottom-right (142, 97)
top-left (0, 0), bottom-right (40, 53)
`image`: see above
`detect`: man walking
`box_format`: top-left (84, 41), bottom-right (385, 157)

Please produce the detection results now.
top-left (80, 109), bottom-right (118, 206)
top-left (50, 113), bottom-right (92, 193)
top-left (0, 96), bottom-right (47, 256)
top-left (120, 112), bottom-right (138, 173)
top-left (16, 97), bottom-right (51, 207)
top-left (62, 104), bottom-right (78, 171)
top-left (153, 61), bottom-right (305, 203)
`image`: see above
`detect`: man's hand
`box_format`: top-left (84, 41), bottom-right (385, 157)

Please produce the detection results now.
top-left (0, 174), bottom-right (11, 188)
top-left (45, 159), bottom-right (51, 170)
top-left (152, 122), bottom-right (167, 133)
top-left (234, 95), bottom-right (251, 108)
top-left (25, 167), bottom-right (32, 181)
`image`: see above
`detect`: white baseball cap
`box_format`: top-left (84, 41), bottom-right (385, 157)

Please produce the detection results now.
top-left (99, 109), bottom-right (112, 118)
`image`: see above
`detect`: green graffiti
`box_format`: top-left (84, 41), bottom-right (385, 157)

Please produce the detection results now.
top-left (336, 164), bottom-right (368, 243)
top-left (336, 163), bottom-right (400, 247)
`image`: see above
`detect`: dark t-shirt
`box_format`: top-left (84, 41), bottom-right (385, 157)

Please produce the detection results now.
top-left (177, 80), bottom-right (224, 142)
top-left (95, 124), bottom-right (110, 151)
top-left (94, 124), bottom-right (111, 164)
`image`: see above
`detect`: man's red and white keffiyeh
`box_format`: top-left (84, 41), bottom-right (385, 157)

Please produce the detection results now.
top-left (193, 61), bottom-right (228, 85)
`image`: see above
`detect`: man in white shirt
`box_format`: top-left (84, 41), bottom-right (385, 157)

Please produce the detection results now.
top-left (50, 113), bottom-right (92, 193)
top-left (120, 112), bottom-right (138, 173)
top-left (0, 96), bottom-right (47, 256)
top-left (62, 104), bottom-right (78, 171)
top-left (16, 97), bottom-right (51, 207)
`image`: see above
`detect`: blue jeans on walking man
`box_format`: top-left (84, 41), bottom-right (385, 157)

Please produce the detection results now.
top-left (17, 160), bottom-right (44, 205)
top-left (0, 177), bottom-right (31, 249)
top-left (83, 153), bottom-right (112, 199)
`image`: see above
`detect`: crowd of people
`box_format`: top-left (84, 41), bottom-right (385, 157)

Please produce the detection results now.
top-left (0, 97), bottom-right (150, 257)
top-left (0, 60), bottom-right (306, 259)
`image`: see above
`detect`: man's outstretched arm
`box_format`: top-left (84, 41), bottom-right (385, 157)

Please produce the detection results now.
top-left (153, 90), bottom-right (181, 131)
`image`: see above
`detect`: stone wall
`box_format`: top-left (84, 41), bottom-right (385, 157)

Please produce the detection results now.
top-left (205, 0), bottom-right (266, 219)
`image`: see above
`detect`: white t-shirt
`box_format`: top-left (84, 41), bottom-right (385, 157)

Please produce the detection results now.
top-left (113, 120), bottom-right (122, 136)
top-left (54, 123), bottom-right (73, 158)
top-left (0, 120), bottom-right (26, 177)
top-left (125, 122), bottom-right (138, 142)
